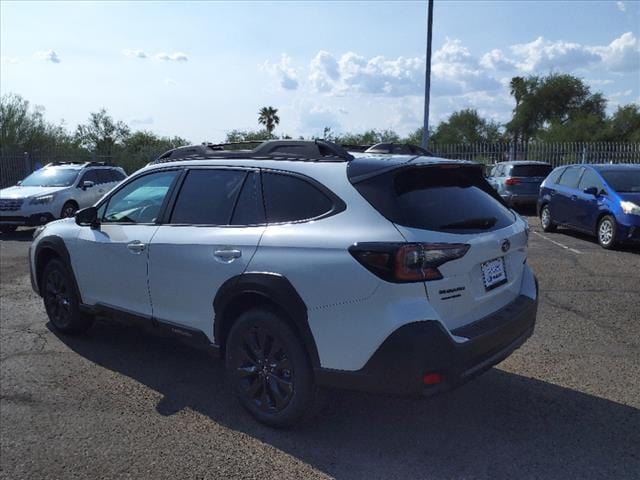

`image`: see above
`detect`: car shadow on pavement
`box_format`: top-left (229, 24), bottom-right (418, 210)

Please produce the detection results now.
top-left (553, 227), bottom-right (640, 253)
top-left (51, 319), bottom-right (640, 479)
top-left (0, 228), bottom-right (36, 242)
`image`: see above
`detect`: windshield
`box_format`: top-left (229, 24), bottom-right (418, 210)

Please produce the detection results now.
top-left (600, 170), bottom-right (640, 193)
top-left (20, 168), bottom-right (79, 187)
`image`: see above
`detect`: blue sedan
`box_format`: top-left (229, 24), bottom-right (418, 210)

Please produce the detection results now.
top-left (537, 164), bottom-right (640, 249)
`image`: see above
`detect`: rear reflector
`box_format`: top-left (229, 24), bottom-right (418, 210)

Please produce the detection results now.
top-left (422, 372), bottom-right (443, 385)
top-left (505, 177), bottom-right (520, 186)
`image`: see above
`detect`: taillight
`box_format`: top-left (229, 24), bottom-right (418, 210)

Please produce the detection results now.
top-left (505, 177), bottom-right (520, 186)
top-left (349, 242), bottom-right (470, 283)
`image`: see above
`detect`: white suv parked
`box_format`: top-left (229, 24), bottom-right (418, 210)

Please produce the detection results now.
top-left (0, 162), bottom-right (126, 234)
top-left (29, 140), bottom-right (538, 426)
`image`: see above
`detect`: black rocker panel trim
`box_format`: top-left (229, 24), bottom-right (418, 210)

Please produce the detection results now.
top-left (213, 272), bottom-right (320, 368)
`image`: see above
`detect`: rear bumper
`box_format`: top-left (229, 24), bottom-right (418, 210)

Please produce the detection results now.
top-left (0, 213), bottom-right (56, 227)
top-left (316, 291), bottom-right (537, 396)
top-left (501, 194), bottom-right (538, 206)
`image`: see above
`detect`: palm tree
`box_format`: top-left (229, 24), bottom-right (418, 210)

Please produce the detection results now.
top-left (258, 106), bottom-right (280, 135)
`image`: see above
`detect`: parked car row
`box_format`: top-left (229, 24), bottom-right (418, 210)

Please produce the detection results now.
top-left (486, 161), bottom-right (640, 249)
top-left (0, 162), bottom-right (126, 234)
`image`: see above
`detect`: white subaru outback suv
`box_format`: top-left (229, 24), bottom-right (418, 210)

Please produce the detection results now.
top-left (29, 140), bottom-right (538, 427)
top-left (0, 162), bottom-right (126, 234)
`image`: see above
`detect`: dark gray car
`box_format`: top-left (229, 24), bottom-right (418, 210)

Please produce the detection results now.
top-left (487, 161), bottom-right (552, 207)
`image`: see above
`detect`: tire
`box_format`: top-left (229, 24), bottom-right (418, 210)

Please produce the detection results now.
top-left (597, 215), bottom-right (618, 249)
top-left (0, 225), bottom-right (18, 235)
top-left (226, 308), bottom-right (316, 428)
top-left (540, 204), bottom-right (557, 232)
top-left (41, 259), bottom-right (93, 334)
top-left (60, 201), bottom-right (78, 219)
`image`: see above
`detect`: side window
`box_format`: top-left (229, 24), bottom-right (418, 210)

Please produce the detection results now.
top-left (96, 169), bottom-right (112, 184)
top-left (262, 172), bottom-right (334, 223)
top-left (558, 167), bottom-right (583, 188)
top-left (546, 167), bottom-right (565, 184)
top-left (112, 169), bottom-right (126, 181)
top-left (230, 172), bottom-right (265, 226)
top-left (79, 170), bottom-right (99, 184)
top-left (578, 169), bottom-right (604, 192)
top-left (170, 169), bottom-right (246, 225)
top-left (103, 170), bottom-right (179, 224)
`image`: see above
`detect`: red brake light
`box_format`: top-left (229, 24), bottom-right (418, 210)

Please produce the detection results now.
top-left (349, 242), bottom-right (470, 283)
top-left (505, 177), bottom-right (520, 186)
top-left (422, 372), bottom-right (443, 385)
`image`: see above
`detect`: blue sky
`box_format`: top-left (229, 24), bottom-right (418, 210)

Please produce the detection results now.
top-left (2, 1), bottom-right (639, 142)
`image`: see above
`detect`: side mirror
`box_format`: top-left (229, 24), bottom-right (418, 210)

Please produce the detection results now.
top-left (16, 180), bottom-right (22, 186)
top-left (81, 180), bottom-right (95, 190)
top-left (75, 207), bottom-right (99, 228)
top-left (583, 187), bottom-right (598, 196)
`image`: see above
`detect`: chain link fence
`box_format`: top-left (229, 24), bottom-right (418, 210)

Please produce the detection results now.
top-left (2, 142), bottom-right (639, 188)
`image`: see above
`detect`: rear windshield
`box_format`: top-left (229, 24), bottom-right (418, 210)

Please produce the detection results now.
top-left (509, 164), bottom-right (552, 177)
top-left (599, 169), bottom-right (640, 193)
top-left (353, 165), bottom-right (515, 233)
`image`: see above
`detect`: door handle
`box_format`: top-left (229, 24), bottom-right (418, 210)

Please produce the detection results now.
top-left (127, 241), bottom-right (146, 254)
top-left (214, 249), bottom-right (242, 262)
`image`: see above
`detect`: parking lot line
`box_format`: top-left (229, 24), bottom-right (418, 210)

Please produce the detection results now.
top-left (532, 231), bottom-right (582, 254)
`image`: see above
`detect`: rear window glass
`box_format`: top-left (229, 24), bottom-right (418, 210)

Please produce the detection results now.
top-left (354, 165), bottom-right (515, 233)
top-left (509, 164), bottom-right (552, 177)
top-left (171, 169), bottom-right (246, 225)
top-left (262, 172), bottom-right (334, 223)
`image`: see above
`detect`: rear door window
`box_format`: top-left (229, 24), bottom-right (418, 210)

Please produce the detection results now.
top-left (353, 165), bottom-right (515, 233)
top-left (170, 169), bottom-right (246, 225)
top-left (510, 164), bottom-right (552, 177)
top-left (262, 172), bottom-right (334, 223)
top-left (230, 172), bottom-right (265, 226)
top-left (558, 167), bottom-right (583, 188)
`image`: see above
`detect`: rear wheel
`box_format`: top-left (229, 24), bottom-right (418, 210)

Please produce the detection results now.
top-left (42, 259), bottom-right (93, 334)
top-left (540, 204), bottom-right (557, 232)
top-left (60, 201), bottom-right (78, 219)
top-left (226, 308), bottom-right (315, 427)
top-left (597, 215), bottom-right (617, 249)
top-left (0, 225), bottom-right (18, 235)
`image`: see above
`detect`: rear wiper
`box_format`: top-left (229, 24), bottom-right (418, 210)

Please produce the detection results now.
top-left (440, 217), bottom-right (497, 230)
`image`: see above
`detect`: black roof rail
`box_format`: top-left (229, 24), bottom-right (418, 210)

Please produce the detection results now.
top-left (364, 143), bottom-right (434, 156)
top-left (341, 144), bottom-right (372, 152)
top-left (153, 139), bottom-right (354, 164)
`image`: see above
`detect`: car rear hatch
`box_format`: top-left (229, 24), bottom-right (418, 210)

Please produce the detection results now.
top-left (350, 161), bottom-right (528, 332)
top-left (504, 164), bottom-right (552, 195)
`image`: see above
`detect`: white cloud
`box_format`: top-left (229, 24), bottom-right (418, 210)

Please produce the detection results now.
top-left (123, 49), bottom-right (148, 59)
top-left (261, 54), bottom-right (299, 90)
top-left (2, 56), bottom-right (18, 64)
top-left (511, 37), bottom-right (601, 72)
top-left (594, 32), bottom-right (640, 72)
top-left (610, 89), bottom-right (633, 98)
top-left (35, 50), bottom-right (60, 63)
top-left (616, 1), bottom-right (626, 12)
top-left (298, 105), bottom-right (341, 133)
top-left (309, 51), bottom-right (340, 92)
top-left (480, 49), bottom-right (518, 70)
top-left (164, 78), bottom-right (178, 86)
top-left (155, 52), bottom-right (188, 62)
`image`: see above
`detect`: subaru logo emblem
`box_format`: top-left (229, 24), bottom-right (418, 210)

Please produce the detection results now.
top-left (501, 239), bottom-right (511, 253)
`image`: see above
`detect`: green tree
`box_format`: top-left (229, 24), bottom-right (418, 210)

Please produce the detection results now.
top-left (257, 106), bottom-right (280, 134)
top-left (604, 104), bottom-right (640, 142)
top-left (75, 108), bottom-right (130, 155)
top-left (431, 109), bottom-right (502, 144)
top-left (116, 131), bottom-right (189, 172)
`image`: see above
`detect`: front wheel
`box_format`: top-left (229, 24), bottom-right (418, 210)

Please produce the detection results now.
top-left (540, 204), bottom-right (557, 232)
top-left (42, 259), bottom-right (93, 334)
top-left (60, 201), bottom-right (78, 219)
top-left (597, 215), bottom-right (618, 249)
top-left (226, 308), bottom-right (316, 427)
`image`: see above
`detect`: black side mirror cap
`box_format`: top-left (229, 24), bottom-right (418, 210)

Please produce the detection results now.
top-left (583, 187), bottom-right (599, 196)
top-left (75, 207), bottom-right (99, 228)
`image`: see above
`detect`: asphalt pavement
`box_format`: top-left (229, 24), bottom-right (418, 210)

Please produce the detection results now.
top-left (1, 215), bottom-right (639, 479)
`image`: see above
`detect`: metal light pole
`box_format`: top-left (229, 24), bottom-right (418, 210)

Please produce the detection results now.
top-left (421, 0), bottom-right (434, 149)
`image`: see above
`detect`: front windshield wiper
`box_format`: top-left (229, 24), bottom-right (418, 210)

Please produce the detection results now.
top-left (440, 217), bottom-right (497, 230)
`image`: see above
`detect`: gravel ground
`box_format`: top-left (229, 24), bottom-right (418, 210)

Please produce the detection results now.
top-left (1, 215), bottom-right (639, 479)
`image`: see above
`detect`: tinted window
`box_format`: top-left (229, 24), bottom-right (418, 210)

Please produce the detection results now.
top-left (578, 169), bottom-right (604, 191)
top-left (112, 169), bottom-right (126, 181)
top-left (80, 170), bottom-right (99, 184)
top-left (558, 167), bottom-right (583, 188)
top-left (20, 168), bottom-right (78, 187)
top-left (354, 165), bottom-right (515, 233)
top-left (510, 164), bottom-right (552, 177)
top-left (230, 172), bottom-right (265, 225)
top-left (599, 169), bottom-right (640, 193)
top-left (171, 169), bottom-right (246, 225)
top-left (262, 172), bottom-right (334, 223)
top-left (96, 170), bottom-right (112, 184)
top-left (103, 170), bottom-right (178, 224)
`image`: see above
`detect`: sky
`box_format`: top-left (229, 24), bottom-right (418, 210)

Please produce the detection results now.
top-left (1, 0), bottom-right (639, 143)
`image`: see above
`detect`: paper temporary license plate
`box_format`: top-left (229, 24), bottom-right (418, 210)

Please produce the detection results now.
top-left (481, 257), bottom-right (507, 290)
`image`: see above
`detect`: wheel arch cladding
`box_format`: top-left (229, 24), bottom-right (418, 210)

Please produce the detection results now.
top-left (35, 236), bottom-right (82, 302)
top-left (213, 272), bottom-right (320, 369)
